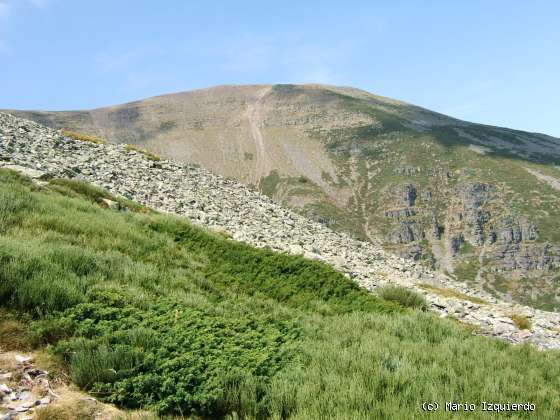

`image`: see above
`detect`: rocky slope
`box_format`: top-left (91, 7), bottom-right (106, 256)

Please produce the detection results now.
top-left (6, 84), bottom-right (560, 311)
top-left (2, 111), bottom-right (560, 349)
top-left (0, 350), bottom-right (154, 419)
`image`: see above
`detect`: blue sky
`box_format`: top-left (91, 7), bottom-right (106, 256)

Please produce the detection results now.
top-left (1, 0), bottom-right (559, 136)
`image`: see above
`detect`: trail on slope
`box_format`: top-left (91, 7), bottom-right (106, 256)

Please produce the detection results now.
top-left (475, 246), bottom-right (487, 285)
top-left (246, 86), bottom-right (272, 183)
top-left (524, 167), bottom-right (560, 191)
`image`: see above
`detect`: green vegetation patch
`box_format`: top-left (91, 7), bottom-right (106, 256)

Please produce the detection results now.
top-left (458, 241), bottom-right (475, 255)
top-left (2, 168), bottom-right (560, 418)
top-left (159, 120), bottom-right (176, 131)
top-left (302, 200), bottom-right (367, 240)
top-left (453, 261), bottom-right (480, 284)
top-left (54, 289), bottom-right (300, 415)
top-left (259, 170), bottom-right (281, 197)
top-left (377, 285), bottom-right (428, 311)
top-left (48, 178), bottom-right (153, 214)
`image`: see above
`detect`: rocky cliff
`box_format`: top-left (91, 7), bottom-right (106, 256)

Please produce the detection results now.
top-left (5, 84), bottom-right (560, 310)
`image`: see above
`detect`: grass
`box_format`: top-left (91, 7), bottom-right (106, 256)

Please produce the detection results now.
top-left (48, 178), bottom-right (153, 214)
top-left (510, 314), bottom-right (532, 330)
top-left (2, 167), bottom-right (560, 418)
top-left (419, 284), bottom-right (488, 305)
top-left (259, 170), bottom-right (281, 197)
top-left (33, 396), bottom-right (157, 420)
top-left (124, 144), bottom-right (161, 161)
top-left (452, 261), bottom-right (480, 284)
top-left (458, 241), bottom-right (475, 255)
top-left (62, 129), bottom-right (107, 145)
top-left (377, 285), bottom-right (428, 311)
top-left (0, 310), bottom-right (33, 350)
top-left (34, 405), bottom-right (99, 420)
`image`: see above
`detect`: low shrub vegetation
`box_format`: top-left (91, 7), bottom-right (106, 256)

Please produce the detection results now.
top-left (1, 167), bottom-right (560, 418)
top-left (510, 314), bottom-right (532, 330)
top-left (0, 310), bottom-right (33, 350)
top-left (125, 144), bottom-right (161, 161)
top-left (62, 129), bottom-right (107, 145)
top-left (34, 404), bottom-right (98, 420)
top-left (48, 178), bottom-right (152, 214)
top-left (377, 285), bottom-right (428, 311)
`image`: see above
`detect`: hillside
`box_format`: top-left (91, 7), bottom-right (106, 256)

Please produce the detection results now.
top-left (1, 120), bottom-right (560, 418)
top-left (3, 112), bottom-right (560, 350)
top-left (7, 84), bottom-right (560, 311)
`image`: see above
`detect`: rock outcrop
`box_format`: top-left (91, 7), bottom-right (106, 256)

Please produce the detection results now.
top-left (379, 175), bottom-right (560, 309)
top-left (0, 355), bottom-right (53, 419)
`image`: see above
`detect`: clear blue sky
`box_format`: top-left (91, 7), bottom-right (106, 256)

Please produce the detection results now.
top-left (1, 0), bottom-right (559, 136)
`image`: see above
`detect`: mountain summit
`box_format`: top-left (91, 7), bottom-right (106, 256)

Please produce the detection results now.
top-left (7, 84), bottom-right (560, 310)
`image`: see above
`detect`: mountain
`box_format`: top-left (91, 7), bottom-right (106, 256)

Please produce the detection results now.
top-left (3, 114), bottom-right (560, 418)
top-left (6, 84), bottom-right (560, 310)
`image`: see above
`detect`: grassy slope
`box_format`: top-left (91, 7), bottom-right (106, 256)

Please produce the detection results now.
top-left (1, 168), bottom-right (560, 418)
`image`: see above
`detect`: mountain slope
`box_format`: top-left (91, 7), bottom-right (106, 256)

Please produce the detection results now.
top-left (2, 159), bottom-right (560, 418)
top-left (6, 84), bottom-right (560, 310)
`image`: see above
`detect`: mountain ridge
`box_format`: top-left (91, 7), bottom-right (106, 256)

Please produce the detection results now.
top-left (7, 83), bottom-right (558, 137)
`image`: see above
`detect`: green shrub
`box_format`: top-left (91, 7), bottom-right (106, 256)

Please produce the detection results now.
top-left (510, 314), bottom-right (532, 330)
top-left (51, 290), bottom-right (300, 414)
top-left (28, 316), bottom-right (76, 346)
top-left (377, 285), bottom-right (428, 311)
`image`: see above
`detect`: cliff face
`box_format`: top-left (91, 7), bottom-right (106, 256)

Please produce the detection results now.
top-left (6, 84), bottom-right (560, 310)
top-left (378, 176), bottom-right (560, 309)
